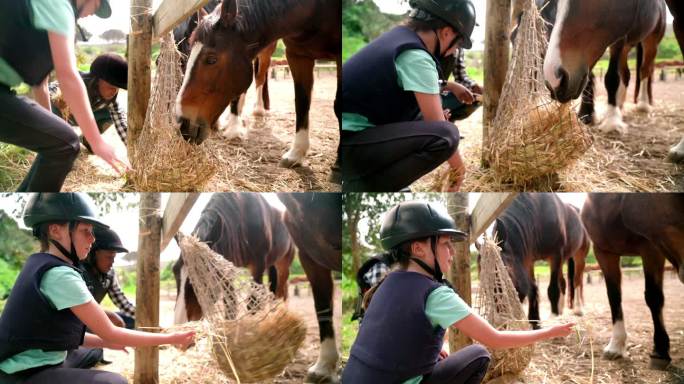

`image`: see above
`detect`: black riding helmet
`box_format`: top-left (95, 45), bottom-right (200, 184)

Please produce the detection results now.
top-left (88, 226), bottom-right (128, 266)
top-left (380, 201), bottom-right (467, 250)
top-left (23, 193), bottom-right (108, 265)
top-left (89, 53), bottom-right (128, 90)
top-left (409, 0), bottom-right (477, 50)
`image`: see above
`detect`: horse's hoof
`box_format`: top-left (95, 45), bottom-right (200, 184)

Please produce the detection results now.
top-left (602, 349), bottom-right (625, 360)
top-left (578, 113), bottom-right (596, 125)
top-left (649, 356), bottom-right (671, 370)
top-left (667, 148), bottom-right (684, 164)
top-left (636, 102), bottom-right (652, 114)
top-left (573, 308), bottom-right (584, 317)
top-left (598, 119), bottom-right (628, 135)
top-left (252, 106), bottom-right (266, 117)
top-left (305, 372), bottom-right (340, 384)
top-left (221, 128), bottom-right (247, 140)
top-left (279, 157), bottom-right (303, 168)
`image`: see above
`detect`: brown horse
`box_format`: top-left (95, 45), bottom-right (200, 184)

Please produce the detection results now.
top-left (175, 0), bottom-right (341, 168)
top-left (173, 193), bottom-right (295, 323)
top-left (277, 192), bottom-right (342, 383)
top-left (665, 0), bottom-right (684, 163)
top-left (487, 193), bottom-right (588, 328)
top-left (543, 0), bottom-right (666, 134)
top-left (581, 193), bottom-right (684, 369)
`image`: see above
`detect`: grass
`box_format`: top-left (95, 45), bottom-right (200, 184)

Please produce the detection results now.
top-left (0, 144), bottom-right (32, 190)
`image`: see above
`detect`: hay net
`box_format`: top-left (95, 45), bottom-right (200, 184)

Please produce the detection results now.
top-left (488, 0), bottom-right (592, 184)
top-left (128, 33), bottom-right (217, 191)
top-left (177, 234), bottom-right (306, 383)
top-left (475, 236), bottom-right (533, 380)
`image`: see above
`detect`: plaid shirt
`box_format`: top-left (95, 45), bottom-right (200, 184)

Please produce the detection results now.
top-left (362, 261), bottom-right (390, 288)
top-left (452, 49), bottom-right (477, 90)
top-left (107, 269), bottom-right (136, 318)
top-left (48, 73), bottom-right (128, 144)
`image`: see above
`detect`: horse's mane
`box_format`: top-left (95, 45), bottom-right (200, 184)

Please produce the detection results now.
top-left (193, 193), bottom-right (270, 267)
top-left (193, 0), bottom-right (309, 42)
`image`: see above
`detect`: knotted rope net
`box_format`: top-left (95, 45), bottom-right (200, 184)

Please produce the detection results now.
top-left (128, 33), bottom-right (217, 191)
top-left (177, 234), bottom-right (306, 383)
top-left (476, 236), bottom-right (533, 380)
top-left (488, 0), bottom-right (592, 184)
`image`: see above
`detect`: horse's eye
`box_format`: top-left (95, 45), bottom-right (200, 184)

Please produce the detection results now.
top-left (205, 56), bottom-right (217, 65)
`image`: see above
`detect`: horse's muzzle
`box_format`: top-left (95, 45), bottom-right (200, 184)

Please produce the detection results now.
top-left (178, 117), bottom-right (209, 145)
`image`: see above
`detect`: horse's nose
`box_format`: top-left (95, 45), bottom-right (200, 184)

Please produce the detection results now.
top-left (550, 66), bottom-right (572, 103)
top-left (178, 116), bottom-right (196, 143)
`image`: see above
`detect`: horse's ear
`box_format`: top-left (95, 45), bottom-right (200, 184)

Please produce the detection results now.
top-left (198, 7), bottom-right (209, 20)
top-left (220, 0), bottom-right (238, 27)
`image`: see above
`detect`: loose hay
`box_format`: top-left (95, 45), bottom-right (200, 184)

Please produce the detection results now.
top-left (476, 237), bottom-right (533, 380)
top-left (128, 33), bottom-right (218, 191)
top-left (178, 234), bottom-right (306, 382)
top-left (487, 0), bottom-right (592, 184)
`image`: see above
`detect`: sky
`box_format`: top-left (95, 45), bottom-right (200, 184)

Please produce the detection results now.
top-left (0, 192), bottom-right (283, 266)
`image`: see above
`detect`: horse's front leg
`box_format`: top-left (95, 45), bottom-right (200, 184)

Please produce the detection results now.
top-left (595, 247), bottom-right (627, 360)
top-left (220, 95), bottom-right (248, 140)
top-left (577, 71), bottom-right (597, 125)
top-left (299, 249), bottom-right (339, 383)
top-left (598, 41), bottom-right (629, 135)
top-left (642, 248), bottom-right (670, 370)
top-left (280, 52), bottom-right (314, 168)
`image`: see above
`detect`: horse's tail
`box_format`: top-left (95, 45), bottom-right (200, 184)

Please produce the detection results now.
top-left (268, 265), bottom-right (278, 294)
top-left (567, 256), bottom-right (576, 308)
top-left (635, 42), bottom-right (643, 103)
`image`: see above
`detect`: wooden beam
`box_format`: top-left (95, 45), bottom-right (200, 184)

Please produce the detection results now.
top-left (153, 0), bottom-right (210, 38)
top-left (135, 193), bottom-right (162, 383)
top-left (482, 0), bottom-right (511, 167)
top-left (446, 193), bottom-right (472, 351)
top-left (470, 193), bottom-right (517, 241)
top-left (128, 0), bottom-right (152, 154)
top-left (160, 193), bottom-right (200, 252)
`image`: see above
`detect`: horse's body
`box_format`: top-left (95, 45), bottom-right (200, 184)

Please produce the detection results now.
top-left (664, 0), bottom-right (684, 163)
top-left (581, 193), bottom-right (684, 369)
top-left (489, 193), bottom-right (588, 328)
top-left (172, 2), bottom-right (277, 141)
top-left (543, 0), bottom-right (666, 135)
top-left (173, 193), bottom-right (295, 323)
top-left (176, 0), bottom-right (341, 169)
top-left (277, 192), bottom-right (342, 383)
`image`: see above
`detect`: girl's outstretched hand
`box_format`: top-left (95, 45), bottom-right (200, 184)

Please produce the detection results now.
top-left (547, 322), bottom-right (576, 338)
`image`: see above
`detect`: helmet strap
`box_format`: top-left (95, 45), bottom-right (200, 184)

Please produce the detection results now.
top-left (49, 221), bottom-right (80, 265)
top-left (432, 29), bottom-right (442, 58)
top-left (410, 236), bottom-right (444, 281)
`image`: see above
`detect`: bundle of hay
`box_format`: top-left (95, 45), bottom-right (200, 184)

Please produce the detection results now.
top-left (178, 234), bottom-right (306, 383)
top-left (128, 33), bottom-right (217, 191)
top-left (477, 237), bottom-right (533, 380)
top-left (488, 0), bottom-right (591, 184)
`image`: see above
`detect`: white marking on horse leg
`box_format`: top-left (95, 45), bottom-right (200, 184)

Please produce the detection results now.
top-left (253, 85), bottom-right (266, 116)
top-left (281, 129), bottom-right (309, 167)
top-left (598, 105), bottom-right (628, 135)
top-left (603, 319), bottom-right (627, 359)
top-left (306, 337), bottom-right (339, 383)
top-left (219, 94), bottom-right (248, 140)
top-left (175, 43), bottom-right (203, 119)
top-left (667, 137), bottom-right (684, 163)
top-left (636, 79), bottom-right (652, 113)
top-left (573, 287), bottom-right (584, 316)
top-left (542, 0), bottom-right (570, 90)
top-left (616, 80), bottom-right (627, 110)
top-left (174, 265), bottom-right (189, 325)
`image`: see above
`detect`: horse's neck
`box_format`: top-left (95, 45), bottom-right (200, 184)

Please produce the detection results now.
top-left (241, 0), bottom-right (313, 55)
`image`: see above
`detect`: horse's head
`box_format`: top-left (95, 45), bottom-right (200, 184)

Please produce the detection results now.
top-left (543, 0), bottom-right (632, 102)
top-left (173, 256), bottom-right (203, 323)
top-left (175, 0), bottom-right (255, 144)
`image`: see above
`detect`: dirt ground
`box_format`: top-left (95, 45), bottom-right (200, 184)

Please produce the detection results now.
top-left (490, 270), bottom-right (684, 384)
top-left (414, 76), bottom-right (684, 192)
top-left (57, 70), bottom-right (339, 192)
top-left (99, 281), bottom-right (342, 383)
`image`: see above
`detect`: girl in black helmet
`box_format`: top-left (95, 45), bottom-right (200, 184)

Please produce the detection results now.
top-left (0, 193), bottom-right (193, 384)
top-left (342, 201), bottom-right (575, 384)
top-left (340, 0), bottom-right (478, 192)
top-left (0, 0), bottom-right (130, 192)
top-left (50, 53), bottom-right (129, 153)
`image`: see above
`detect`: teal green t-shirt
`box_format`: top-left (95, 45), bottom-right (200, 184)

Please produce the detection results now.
top-left (342, 49), bottom-right (439, 132)
top-left (0, 266), bottom-right (93, 374)
top-left (0, 0), bottom-right (75, 87)
top-left (402, 285), bottom-right (472, 384)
